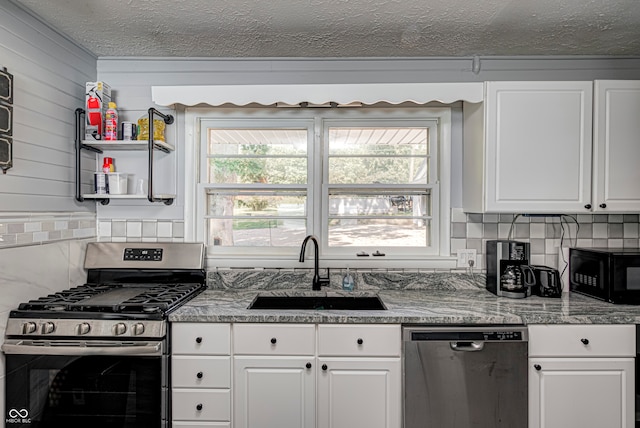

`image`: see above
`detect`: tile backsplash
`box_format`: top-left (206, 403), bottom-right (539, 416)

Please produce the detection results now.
top-left (451, 208), bottom-right (640, 270)
top-left (98, 219), bottom-right (185, 242)
top-left (95, 210), bottom-right (640, 271)
top-left (0, 213), bottom-right (96, 248)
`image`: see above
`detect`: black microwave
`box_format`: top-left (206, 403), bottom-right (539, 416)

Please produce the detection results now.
top-left (570, 248), bottom-right (640, 304)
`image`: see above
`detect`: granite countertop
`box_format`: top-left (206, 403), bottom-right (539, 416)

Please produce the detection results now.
top-left (169, 271), bottom-right (640, 325)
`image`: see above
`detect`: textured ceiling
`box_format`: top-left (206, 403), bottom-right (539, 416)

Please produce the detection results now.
top-left (11, 0), bottom-right (640, 57)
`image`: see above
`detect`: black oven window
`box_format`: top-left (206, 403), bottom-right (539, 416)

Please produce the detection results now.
top-left (627, 267), bottom-right (640, 290)
top-left (7, 355), bottom-right (161, 428)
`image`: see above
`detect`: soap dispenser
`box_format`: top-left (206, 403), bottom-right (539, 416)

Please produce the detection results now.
top-left (342, 267), bottom-right (355, 291)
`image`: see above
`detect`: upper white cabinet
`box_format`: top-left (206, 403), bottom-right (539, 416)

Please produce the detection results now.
top-left (593, 80), bottom-right (640, 211)
top-left (463, 81), bottom-right (593, 213)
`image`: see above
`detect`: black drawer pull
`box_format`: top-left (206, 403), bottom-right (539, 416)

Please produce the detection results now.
top-left (306, 362), bottom-right (312, 369)
top-left (322, 364), bottom-right (328, 371)
top-left (195, 337), bottom-right (203, 344)
top-left (581, 338), bottom-right (589, 345)
top-left (271, 337), bottom-right (277, 344)
top-left (534, 364), bottom-right (542, 371)
top-left (196, 403), bottom-right (203, 411)
top-left (196, 371), bottom-right (203, 379)
top-left (357, 338), bottom-right (363, 345)
top-left (584, 204), bottom-right (592, 209)
top-left (599, 203), bottom-right (607, 209)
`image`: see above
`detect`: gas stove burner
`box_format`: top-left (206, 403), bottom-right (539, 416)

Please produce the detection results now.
top-left (16, 282), bottom-right (206, 316)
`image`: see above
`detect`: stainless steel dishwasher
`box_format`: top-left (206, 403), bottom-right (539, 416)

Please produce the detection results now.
top-left (403, 326), bottom-right (528, 428)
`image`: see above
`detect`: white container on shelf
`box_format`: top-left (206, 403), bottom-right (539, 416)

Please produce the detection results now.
top-left (106, 173), bottom-right (129, 195)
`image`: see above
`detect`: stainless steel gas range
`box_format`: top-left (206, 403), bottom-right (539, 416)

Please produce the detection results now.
top-left (2, 242), bottom-right (207, 428)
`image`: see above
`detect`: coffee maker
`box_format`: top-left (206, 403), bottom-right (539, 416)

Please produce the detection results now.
top-left (486, 240), bottom-right (535, 298)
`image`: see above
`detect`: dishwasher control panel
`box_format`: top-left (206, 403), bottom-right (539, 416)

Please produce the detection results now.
top-left (406, 327), bottom-right (527, 342)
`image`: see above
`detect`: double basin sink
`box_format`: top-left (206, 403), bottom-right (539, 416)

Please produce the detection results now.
top-left (248, 292), bottom-right (387, 310)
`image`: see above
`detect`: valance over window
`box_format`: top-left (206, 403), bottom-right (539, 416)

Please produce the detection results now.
top-left (151, 82), bottom-right (483, 107)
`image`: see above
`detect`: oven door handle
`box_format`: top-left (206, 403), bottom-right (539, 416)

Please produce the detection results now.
top-left (1, 341), bottom-right (163, 356)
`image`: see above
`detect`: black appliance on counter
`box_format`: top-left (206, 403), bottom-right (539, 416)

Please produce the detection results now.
top-left (530, 265), bottom-right (562, 298)
top-left (570, 247), bottom-right (640, 304)
top-left (2, 242), bottom-right (206, 428)
top-left (486, 240), bottom-right (535, 299)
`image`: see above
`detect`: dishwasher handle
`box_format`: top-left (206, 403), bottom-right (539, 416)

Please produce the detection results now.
top-left (450, 341), bottom-right (484, 352)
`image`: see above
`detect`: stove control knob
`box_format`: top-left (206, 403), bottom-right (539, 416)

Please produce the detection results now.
top-left (23, 322), bottom-right (37, 334)
top-left (113, 323), bottom-right (127, 336)
top-left (76, 323), bottom-right (91, 335)
top-left (132, 323), bottom-right (145, 336)
top-left (42, 322), bottom-right (55, 334)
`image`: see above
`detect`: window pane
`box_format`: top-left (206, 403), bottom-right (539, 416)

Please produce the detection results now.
top-left (328, 157), bottom-right (428, 184)
top-left (206, 191), bottom-right (306, 247)
top-left (208, 219), bottom-right (307, 247)
top-left (207, 128), bottom-right (307, 184)
top-left (328, 127), bottom-right (430, 184)
top-left (209, 157), bottom-right (307, 184)
top-left (209, 129), bottom-right (307, 155)
top-left (328, 128), bottom-right (428, 156)
top-left (328, 218), bottom-right (431, 247)
top-left (328, 193), bottom-right (430, 218)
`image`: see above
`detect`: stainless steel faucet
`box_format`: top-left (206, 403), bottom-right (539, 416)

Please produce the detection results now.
top-left (299, 235), bottom-right (330, 291)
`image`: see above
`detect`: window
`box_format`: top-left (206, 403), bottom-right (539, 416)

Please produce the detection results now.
top-left (193, 107), bottom-right (451, 267)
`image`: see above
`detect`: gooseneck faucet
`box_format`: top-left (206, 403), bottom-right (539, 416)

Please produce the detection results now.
top-left (299, 235), bottom-right (330, 291)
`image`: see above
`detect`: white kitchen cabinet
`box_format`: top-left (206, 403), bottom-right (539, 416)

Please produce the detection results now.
top-left (234, 356), bottom-right (317, 428)
top-left (231, 323), bottom-right (401, 428)
top-left (171, 323), bottom-right (232, 427)
top-left (463, 81), bottom-right (594, 213)
top-left (317, 324), bottom-right (401, 428)
top-left (317, 358), bottom-right (401, 428)
top-left (528, 324), bottom-right (635, 428)
top-left (233, 323), bottom-right (316, 428)
top-left (593, 80), bottom-right (640, 212)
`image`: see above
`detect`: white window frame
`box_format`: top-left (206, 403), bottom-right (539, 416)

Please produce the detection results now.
top-left (184, 106), bottom-right (452, 269)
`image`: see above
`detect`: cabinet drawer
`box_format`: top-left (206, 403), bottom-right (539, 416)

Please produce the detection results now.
top-left (233, 323), bottom-right (315, 355)
top-left (172, 389), bottom-right (230, 421)
top-left (528, 324), bottom-right (635, 357)
top-left (172, 356), bottom-right (231, 388)
top-left (172, 323), bottom-right (230, 355)
top-left (318, 324), bottom-right (401, 357)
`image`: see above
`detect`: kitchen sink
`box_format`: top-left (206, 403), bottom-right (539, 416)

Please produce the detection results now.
top-left (248, 294), bottom-right (387, 310)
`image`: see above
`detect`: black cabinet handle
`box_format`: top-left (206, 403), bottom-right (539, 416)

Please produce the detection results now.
top-left (271, 337), bottom-right (277, 344)
top-left (599, 203), bottom-right (607, 209)
top-left (195, 337), bottom-right (202, 344)
top-left (584, 204), bottom-right (592, 209)
top-left (357, 338), bottom-right (363, 345)
top-left (196, 403), bottom-right (203, 411)
top-left (306, 362), bottom-right (312, 369)
top-left (322, 364), bottom-right (328, 371)
top-left (581, 338), bottom-right (589, 345)
top-left (197, 371), bottom-right (203, 379)
top-left (534, 364), bottom-right (542, 371)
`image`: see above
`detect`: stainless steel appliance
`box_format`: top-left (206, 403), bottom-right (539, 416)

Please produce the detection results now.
top-left (403, 326), bottom-right (528, 428)
top-left (531, 265), bottom-right (562, 298)
top-left (570, 247), bottom-right (640, 304)
top-left (486, 240), bottom-right (534, 298)
top-left (2, 242), bottom-right (206, 428)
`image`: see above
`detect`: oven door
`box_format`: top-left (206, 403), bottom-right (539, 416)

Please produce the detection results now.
top-left (3, 340), bottom-right (167, 428)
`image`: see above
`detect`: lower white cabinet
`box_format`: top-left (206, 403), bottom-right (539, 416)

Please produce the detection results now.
top-left (528, 325), bottom-right (635, 428)
top-left (317, 358), bottom-right (401, 428)
top-left (231, 323), bottom-right (401, 428)
top-left (234, 356), bottom-right (316, 428)
top-left (171, 323), bottom-right (232, 427)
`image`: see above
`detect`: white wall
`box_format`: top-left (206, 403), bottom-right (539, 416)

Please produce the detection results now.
top-left (0, 0), bottom-right (97, 212)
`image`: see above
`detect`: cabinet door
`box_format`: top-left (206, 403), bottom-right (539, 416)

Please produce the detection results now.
top-left (593, 80), bottom-right (640, 212)
top-left (485, 81), bottom-right (593, 212)
top-left (234, 356), bottom-right (315, 428)
top-left (529, 357), bottom-right (634, 428)
top-left (317, 358), bottom-right (401, 428)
